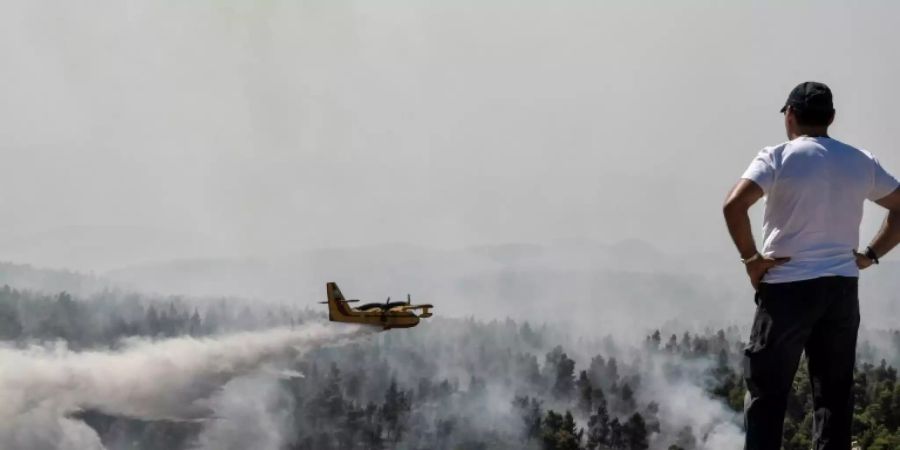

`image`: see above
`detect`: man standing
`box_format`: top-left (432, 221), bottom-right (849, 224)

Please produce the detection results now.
top-left (723, 81), bottom-right (900, 450)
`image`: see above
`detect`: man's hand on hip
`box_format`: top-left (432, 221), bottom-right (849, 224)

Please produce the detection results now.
top-left (853, 250), bottom-right (875, 270)
top-left (743, 253), bottom-right (791, 291)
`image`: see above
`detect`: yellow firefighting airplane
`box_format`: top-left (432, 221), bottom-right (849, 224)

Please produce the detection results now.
top-left (319, 282), bottom-right (433, 330)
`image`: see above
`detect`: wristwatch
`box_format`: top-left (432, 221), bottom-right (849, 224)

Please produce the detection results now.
top-left (865, 246), bottom-right (880, 265)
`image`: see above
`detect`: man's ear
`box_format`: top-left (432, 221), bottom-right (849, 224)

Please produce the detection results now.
top-left (827, 109), bottom-right (836, 126)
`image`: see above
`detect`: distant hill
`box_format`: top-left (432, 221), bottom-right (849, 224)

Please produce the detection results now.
top-left (104, 242), bottom-right (900, 335)
top-left (0, 261), bottom-right (114, 295)
top-left (3, 240), bottom-right (897, 338)
top-left (0, 225), bottom-right (222, 272)
top-left (100, 241), bottom-right (749, 339)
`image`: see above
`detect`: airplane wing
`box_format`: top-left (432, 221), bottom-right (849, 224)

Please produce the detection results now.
top-left (403, 304), bottom-right (434, 309)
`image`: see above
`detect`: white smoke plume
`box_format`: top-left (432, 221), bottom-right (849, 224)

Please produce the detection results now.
top-left (644, 377), bottom-right (744, 449)
top-left (0, 323), bottom-right (375, 450)
top-left (636, 350), bottom-right (745, 449)
top-left (192, 372), bottom-right (294, 450)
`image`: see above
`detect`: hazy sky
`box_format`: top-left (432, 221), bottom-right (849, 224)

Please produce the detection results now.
top-left (2, 0), bottom-right (899, 270)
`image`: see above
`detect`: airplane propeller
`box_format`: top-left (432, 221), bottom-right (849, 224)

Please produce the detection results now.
top-left (380, 297), bottom-right (391, 322)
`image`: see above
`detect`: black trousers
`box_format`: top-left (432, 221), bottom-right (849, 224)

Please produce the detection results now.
top-left (743, 276), bottom-right (860, 450)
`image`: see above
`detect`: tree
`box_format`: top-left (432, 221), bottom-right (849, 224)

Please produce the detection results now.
top-left (145, 304), bottom-right (160, 336)
top-left (518, 353), bottom-right (544, 391)
top-left (577, 371), bottom-right (594, 416)
top-left (715, 348), bottom-right (729, 374)
top-left (320, 364), bottom-right (345, 420)
top-left (513, 396), bottom-right (543, 442)
top-left (382, 379), bottom-right (410, 443)
top-left (360, 402), bottom-right (383, 450)
top-left (664, 334), bottom-right (678, 352)
top-left (642, 402), bottom-right (660, 434)
top-left (188, 309), bottom-right (202, 337)
top-left (681, 332), bottom-right (692, 353)
top-left (545, 346), bottom-right (564, 379)
top-left (37, 292), bottom-right (84, 344)
top-left (339, 402), bottom-right (364, 450)
top-left (618, 383), bottom-right (637, 414)
top-left (586, 389), bottom-right (611, 450)
top-left (165, 301), bottom-right (180, 336)
top-left (550, 349), bottom-right (576, 400)
top-left (520, 321), bottom-right (543, 347)
top-left (606, 358), bottom-right (620, 387)
top-left (588, 354), bottom-right (606, 387)
top-left (541, 410), bottom-right (582, 450)
top-left (645, 330), bottom-right (661, 351)
top-left (622, 413), bottom-right (649, 450)
top-left (0, 297), bottom-right (22, 340)
top-left (609, 418), bottom-right (625, 449)
top-left (559, 411), bottom-right (584, 450)
top-left (542, 410), bottom-right (564, 450)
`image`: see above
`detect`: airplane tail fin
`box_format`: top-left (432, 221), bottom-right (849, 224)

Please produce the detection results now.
top-left (326, 282), bottom-right (351, 320)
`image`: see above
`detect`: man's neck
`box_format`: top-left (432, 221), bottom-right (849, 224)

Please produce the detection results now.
top-left (789, 127), bottom-right (830, 139)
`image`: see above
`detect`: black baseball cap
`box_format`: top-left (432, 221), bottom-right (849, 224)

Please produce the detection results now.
top-left (780, 81), bottom-right (834, 113)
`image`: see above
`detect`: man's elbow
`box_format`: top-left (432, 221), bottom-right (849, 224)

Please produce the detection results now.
top-left (722, 198), bottom-right (747, 218)
top-left (723, 180), bottom-right (763, 218)
top-left (875, 187), bottom-right (900, 212)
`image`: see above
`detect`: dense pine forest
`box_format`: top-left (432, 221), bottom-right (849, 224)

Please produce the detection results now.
top-left (1, 283), bottom-right (899, 450)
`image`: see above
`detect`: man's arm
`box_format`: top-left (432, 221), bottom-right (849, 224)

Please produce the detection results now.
top-left (863, 187), bottom-right (900, 265)
top-left (723, 179), bottom-right (764, 260)
top-left (723, 179), bottom-right (790, 290)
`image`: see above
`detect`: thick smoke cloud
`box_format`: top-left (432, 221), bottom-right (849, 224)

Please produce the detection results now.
top-left (635, 354), bottom-right (744, 449)
top-left (0, 323), bottom-right (374, 450)
top-left (192, 373), bottom-right (294, 450)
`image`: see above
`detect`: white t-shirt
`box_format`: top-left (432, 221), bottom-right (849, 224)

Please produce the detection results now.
top-left (742, 136), bottom-right (899, 284)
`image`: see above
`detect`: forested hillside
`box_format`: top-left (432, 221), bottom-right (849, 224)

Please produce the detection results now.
top-left (1, 286), bottom-right (898, 449)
